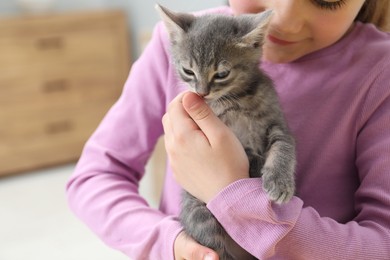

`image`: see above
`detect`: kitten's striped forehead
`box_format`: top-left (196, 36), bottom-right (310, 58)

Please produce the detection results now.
top-left (184, 16), bottom-right (238, 67)
top-left (188, 47), bottom-right (215, 70)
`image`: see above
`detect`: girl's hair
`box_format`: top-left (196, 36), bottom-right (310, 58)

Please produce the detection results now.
top-left (356, 0), bottom-right (390, 31)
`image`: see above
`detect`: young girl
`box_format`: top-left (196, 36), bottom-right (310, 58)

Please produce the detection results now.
top-left (66, 0), bottom-right (390, 259)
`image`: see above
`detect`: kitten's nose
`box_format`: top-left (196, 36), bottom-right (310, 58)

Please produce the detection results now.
top-left (195, 87), bottom-right (209, 97)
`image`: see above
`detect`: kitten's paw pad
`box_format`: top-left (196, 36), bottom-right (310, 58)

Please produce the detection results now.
top-left (262, 170), bottom-right (295, 204)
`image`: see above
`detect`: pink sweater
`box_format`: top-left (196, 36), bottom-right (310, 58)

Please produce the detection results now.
top-left (66, 6), bottom-right (390, 259)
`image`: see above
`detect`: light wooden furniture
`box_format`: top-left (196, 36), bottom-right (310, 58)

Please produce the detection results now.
top-left (0, 10), bottom-right (131, 176)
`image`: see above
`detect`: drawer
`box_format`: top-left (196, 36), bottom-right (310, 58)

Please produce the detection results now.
top-left (0, 26), bottom-right (128, 75)
top-left (0, 100), bottom-right (115, 175)
top-left (0, 65), bottom-right (123, 114)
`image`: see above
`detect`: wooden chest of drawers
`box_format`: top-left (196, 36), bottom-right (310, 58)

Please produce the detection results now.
top-left (0, 10), bottom-right (131, 176)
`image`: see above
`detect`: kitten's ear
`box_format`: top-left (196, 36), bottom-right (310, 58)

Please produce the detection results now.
top-left (155, 4), bottom-right (195, 44)
top-left (240, 10), bottom-right (273, 49)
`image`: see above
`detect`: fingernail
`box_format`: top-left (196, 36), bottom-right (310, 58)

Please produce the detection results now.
top-left (203, 253), bottom-right (214, 260)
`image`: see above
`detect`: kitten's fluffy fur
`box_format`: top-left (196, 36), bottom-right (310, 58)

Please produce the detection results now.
top-left (157, 5), bottom-right (296, 259)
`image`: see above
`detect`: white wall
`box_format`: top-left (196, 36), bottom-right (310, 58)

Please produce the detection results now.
top-left (0, 0), bottom-right (226, 59)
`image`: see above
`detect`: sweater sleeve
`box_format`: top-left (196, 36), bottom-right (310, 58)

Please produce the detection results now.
top-left (66, 22), bottom-right (183, 259)
top-left (207, 59), bottom-right (390, 259)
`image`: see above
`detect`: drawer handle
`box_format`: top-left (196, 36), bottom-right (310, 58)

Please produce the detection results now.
top-left (36, 36), bottom-right (64, 50)
top-left (45, 120), bottom-right (73, 134)
top-left (42, 79), bottom-right (69, 93)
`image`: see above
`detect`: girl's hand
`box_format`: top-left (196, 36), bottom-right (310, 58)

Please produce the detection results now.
top-left (174, 231), bottom-right (219, 260)
top-left (162, 92), bottom-right (249, 203)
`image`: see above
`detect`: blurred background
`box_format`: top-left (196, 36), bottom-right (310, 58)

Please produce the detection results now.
top-left (0, 0), bottom-right (225, 259)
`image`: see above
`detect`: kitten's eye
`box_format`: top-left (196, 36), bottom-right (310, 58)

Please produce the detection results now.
top-left (182, 67), bottom-right (195, 77)
top-left (214, 70), bottom-right (230, 80)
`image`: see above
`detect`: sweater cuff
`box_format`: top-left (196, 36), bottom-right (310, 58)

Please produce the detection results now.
top-left (206, 178), bottom-right (303, 258)
top-left (164, 218), bottom-right (184, 260)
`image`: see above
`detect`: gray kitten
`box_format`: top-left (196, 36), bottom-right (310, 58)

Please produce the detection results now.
top-left (157, 5), bottom-right (296, 260)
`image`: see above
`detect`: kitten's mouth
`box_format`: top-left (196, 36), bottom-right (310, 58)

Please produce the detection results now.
top-left (193, 91), bottom-right (213, 103)
top-left (197, 93), bottom-right (209, 98)
top-left (192, 89), bottom-right (210, 99)
top-left (190, 88), bottom-right (216, 101)
top-left (198, 93), bottom-right (219, 104)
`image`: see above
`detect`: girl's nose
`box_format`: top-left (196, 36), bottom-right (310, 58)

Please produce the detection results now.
top-left (271, 0), bottom-right (305, 34)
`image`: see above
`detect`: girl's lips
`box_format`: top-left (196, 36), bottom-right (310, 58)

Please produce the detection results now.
top-left (268, 35), bottom-right (297, 46)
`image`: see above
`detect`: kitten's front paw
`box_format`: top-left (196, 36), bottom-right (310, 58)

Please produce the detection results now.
top-left (262, 167), bottom-right (295, 204)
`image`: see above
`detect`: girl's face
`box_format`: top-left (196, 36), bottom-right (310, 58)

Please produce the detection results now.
top-left (229, 0), bottom-right (366, 63)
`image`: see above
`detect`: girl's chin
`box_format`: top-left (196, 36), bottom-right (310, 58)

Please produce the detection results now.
top-left (263, 54), bottom-right (298, 64)
top-left (262, 43), bottom-right (307, 63)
